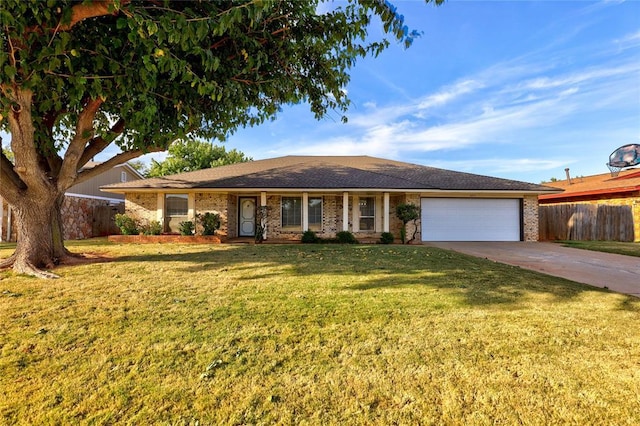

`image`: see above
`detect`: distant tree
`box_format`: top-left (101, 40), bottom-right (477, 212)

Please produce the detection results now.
top-left (541, 177), bottom-right (559, 184)
top-left (0, 0), bottom-right (442, 277)
top-left (148, 139), bottom-right (250, 177)
top-left (127, 160), bottom-right (148, 177)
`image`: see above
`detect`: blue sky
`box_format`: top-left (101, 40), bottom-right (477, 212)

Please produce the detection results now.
top-left (177, 0), bottom-right (638, 184)
top-left (3, 1), bottom-right (638, 184)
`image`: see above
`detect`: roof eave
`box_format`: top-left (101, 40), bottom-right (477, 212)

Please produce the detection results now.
top-left (539, 186), bottom-right (640, 201)
top-left (102, 187), bottom-right (558, 195)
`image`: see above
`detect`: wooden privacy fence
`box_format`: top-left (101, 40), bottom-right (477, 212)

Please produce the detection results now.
top-left (92, 204), bottom-right (124, 237)
top-left (539, 203), bottom-right (635, 241)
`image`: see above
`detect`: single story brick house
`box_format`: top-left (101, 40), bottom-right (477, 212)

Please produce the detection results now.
top-left (539, 168), bottom-right (640, 241)
top-left (102, 156), bottom-right (559, 242)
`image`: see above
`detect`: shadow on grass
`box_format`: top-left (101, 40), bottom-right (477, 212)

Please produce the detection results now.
top-left (89, 244), bottom-right (640, 310)
top-left (348, 267), bottom-right (618, 306)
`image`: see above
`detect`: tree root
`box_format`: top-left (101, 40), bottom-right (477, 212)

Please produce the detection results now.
top-left (0, 254), bottom-right (17, 269)
top-left (13, 260), bottom-right (59, 279)
top-left (0, 255), bottom-right (59, 279)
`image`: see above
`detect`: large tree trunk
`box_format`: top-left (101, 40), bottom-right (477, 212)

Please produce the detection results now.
top-left (1, 88), bottom-right (73, 278)
top-left (6, 191), bottom-right (66, 278)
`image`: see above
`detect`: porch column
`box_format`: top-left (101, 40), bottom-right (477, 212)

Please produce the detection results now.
top-left (187, 193), bottom-right (195, 221)
top-left (156, 193), bottom-right (164, 222)
top-left (352, 195), bottom-right (359, 232)
top-left (302, 192), bottom-right (309, 231)
top-left (260, 192), bottom-right (267, 239)
top-left (342, 192), bottom-right (349, 231)
top-left (383, 192), bottom-right (390, 233)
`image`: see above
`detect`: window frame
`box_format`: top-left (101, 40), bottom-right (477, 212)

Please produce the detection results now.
top-left (165, 194), bottom-right (189, 217)
top-left (281, 196), bottom-right (302, 231)
top-left (359, 196), bottom-right (375, 232)
top-left (308, 196), bottom-right (323, 231)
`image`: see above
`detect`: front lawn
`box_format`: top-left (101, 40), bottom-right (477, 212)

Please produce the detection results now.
top-left (560, 240), bottom-right (640, 257)
top-left (1, 241), bottom-right (638, 424)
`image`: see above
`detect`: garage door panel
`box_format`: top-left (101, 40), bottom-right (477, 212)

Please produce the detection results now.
top-left (421, 198), bottom-right (521, 241)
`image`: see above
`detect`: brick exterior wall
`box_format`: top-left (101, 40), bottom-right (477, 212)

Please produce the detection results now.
top-left (523, 195), bottom-right (539, 242)
top-left (402, 194), bottom-right (422, 242)
top-left (121, 191), bottom-right (544, 242)
top-left (260, 194), bottom-right (406, 241)
top-left (125, 193), bottom-right (158, 225)
top-left (227, 195), bottom-right (238, 238)
top-left (62, 196), bottom-right (113, 240)
top-left (194, 193), bottom-right (230, 238)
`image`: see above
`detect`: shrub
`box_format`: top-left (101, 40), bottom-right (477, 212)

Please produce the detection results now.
top-left (114, 214), bottom-right (139, 235)
top-left (255, 206), bottom-right (271, 243)
top-left (198, 212), bottom-right (221, 235)
top-left (380, 232), bottom-right (394, 244)
top-left (336, 231), bottom-right (357, 244)
top-left (178, 221), bottom-right (195, 236)
top-left (396, 203), bottom-right (420, 244)
top-left (301, 230), bottom-right (320, 244)
top-left (143, 220), bottom-right (163, 235)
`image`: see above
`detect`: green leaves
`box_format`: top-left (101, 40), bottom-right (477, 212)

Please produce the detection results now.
top-left (0, 0), bottom-right (441, 164)
top-left (147, 139), bottom-right (251, 177)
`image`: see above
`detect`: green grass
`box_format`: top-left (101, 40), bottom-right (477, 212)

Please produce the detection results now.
top-left (1, 240), bottom-right (639, 424)
top-left (559, 240), bottom-right (640, 257)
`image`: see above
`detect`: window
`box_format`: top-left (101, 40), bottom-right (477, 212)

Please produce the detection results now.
top-left (166, 194), bottom-right (188, 216)
top-left (359, 197), bottom-right (375, 231)
top-left (165, 194), bottom-right (189, 233)
top-left (282, 197), bottom-right (302, 230)
top-left (120, 171), bottom-right (127, 182)
top-left (308, 197), bottom-right (322, 231)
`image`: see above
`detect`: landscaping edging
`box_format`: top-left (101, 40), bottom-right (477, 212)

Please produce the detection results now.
top-left (108, 235), bottom-right (223, 244)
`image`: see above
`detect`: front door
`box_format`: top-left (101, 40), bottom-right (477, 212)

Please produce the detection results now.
top-left (239, 197), bottom-right (256, 237)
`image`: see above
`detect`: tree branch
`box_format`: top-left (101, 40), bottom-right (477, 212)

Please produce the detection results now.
top-left (75, 146), bottom-right (164, 185)
top-left (78, 118), bottom-right (126, 167)
top-left (0, 151), bottom-right (26, 205)
top-left (57, 1), bottom-right (129, 31)
top-left (57, 97), bottom-right (104, 191)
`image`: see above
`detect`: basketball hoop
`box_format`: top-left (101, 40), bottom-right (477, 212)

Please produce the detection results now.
top-left (607, 163), bottom-right (622, 177)
top-left (607, 143), bottom-right (640, 177)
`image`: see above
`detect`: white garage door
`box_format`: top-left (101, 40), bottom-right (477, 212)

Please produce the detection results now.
top-left (421, 198), bottom-right (521, 241)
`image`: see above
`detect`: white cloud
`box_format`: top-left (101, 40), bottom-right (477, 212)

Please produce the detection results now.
top-left (416, 79), bottom-right (485, 110)
top-left (426, 158), bottom-right (574, 175)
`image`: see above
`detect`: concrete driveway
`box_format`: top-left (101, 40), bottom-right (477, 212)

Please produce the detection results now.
top-left (425, 242), bottom-right (640, 298)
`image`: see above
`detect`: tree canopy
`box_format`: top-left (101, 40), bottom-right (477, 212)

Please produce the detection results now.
top-left (147, 139), bottom-right (250, 177)
top-left (0, 0), bottom-right (442, 277)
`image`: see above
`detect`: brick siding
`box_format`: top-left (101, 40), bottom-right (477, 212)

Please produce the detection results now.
top-left (194, 193), bottom-right (230, 238)
top-left (125, 193), bottom-right (158, 225)
top-left (523, 195), bottom-right (539, 242)
top-left (123, 192), bottom-right (542, 242)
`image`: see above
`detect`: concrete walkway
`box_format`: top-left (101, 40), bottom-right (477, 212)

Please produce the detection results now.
top-left (425, 242), bottom-right (640, 298)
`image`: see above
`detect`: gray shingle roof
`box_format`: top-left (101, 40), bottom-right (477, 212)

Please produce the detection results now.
top-left (102, 156), bottom-right (558, 193)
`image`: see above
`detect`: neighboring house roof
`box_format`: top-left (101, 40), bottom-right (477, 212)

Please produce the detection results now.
top-left (82, 161), bottom-right (145, 179)
top-left (539, 168), bottom-right (640, 203)
top-left (102, 156), bottom-right (557, 194)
